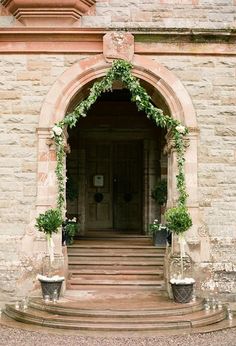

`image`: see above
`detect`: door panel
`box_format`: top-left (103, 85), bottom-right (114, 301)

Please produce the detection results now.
top-left (85, 141), bottom-right (142, 231)
top-left (113, 142), bottom-right (142, 231)
top-left (86, 143), bottom-right (112, 229)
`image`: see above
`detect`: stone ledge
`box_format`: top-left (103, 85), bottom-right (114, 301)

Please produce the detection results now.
top-left (1, 0), bottom-right (96, 26)
top-left (0, 28), bottom-right (235, 54)
top-left (0, 27), bottom-right (235, 41)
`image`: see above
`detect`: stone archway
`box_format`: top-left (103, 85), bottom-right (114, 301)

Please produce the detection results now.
top-left (37, 35), bottom-right (199, 270)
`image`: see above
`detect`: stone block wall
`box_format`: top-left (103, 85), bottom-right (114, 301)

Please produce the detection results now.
top-left (0, 0), bottom-right (235, 303)
top-left (155, 55), bottom-right (236, 299)
top-left (0, 51), bottom-right (235, 302)
top-left (0, 1), bottom-right (235, 29)
top-left (82, 0), bottom-right (236, 29)
top-left (0, 54), bottom-right (86, 305)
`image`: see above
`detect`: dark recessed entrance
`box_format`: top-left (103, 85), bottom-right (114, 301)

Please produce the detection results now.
top-left (66, 89), bottom-right (168, 234)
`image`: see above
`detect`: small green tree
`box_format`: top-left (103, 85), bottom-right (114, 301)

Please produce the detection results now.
top-left (35, 208), bottom-right (62, 237)
top-left (35, 208), bottom-right (63, 265)
top-left (165, 206), bottom-right (192, 235)
top-left (165, 206), bottom-right (192, 278)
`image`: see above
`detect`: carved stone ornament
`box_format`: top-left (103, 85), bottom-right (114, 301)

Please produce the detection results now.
top-left (198, 223), bottom-right (209, 237)
top-left (103, 32), bottom-right (134, 62)
top-left (1, 0), bottom-right (96, 26)
top-left (164, 135), bottom-right (190, 155)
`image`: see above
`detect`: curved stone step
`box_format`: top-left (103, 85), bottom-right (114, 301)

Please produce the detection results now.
top-left (29, 298), bottom-right (204, 317)
top-left (4, 302), bottom-right (227, 332)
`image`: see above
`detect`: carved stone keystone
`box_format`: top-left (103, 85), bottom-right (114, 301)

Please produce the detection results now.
top-left (103, 32), bottom-right (134, 62)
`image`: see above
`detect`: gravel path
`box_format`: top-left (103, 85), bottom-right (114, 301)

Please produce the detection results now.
top-left (0, 325), bottom-right (236, 346)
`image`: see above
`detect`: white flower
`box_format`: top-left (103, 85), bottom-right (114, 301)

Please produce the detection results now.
top-left (67, 217), bottom-right (77, 223)
top-left (176, 125), bottom-right (186, 134)
top-left (37, 274), bottom-right (64, 282)
top-left (136, 95), bottom-right (141, 101)
top-left (170, 277), bottom-right (195, 285)
top-left (52, 125), bottom-right (63, 136)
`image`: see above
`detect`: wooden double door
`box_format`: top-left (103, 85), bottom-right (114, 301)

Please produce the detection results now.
top-left (85, 141), bottom-right (143, 232)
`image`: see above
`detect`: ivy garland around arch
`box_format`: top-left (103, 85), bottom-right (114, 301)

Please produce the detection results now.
top-left (51, 59), bottom-right (192, 237)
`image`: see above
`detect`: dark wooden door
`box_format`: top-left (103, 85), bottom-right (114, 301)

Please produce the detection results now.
top-left (113, 142), bottom-right (142, 231)
top-left (85, 141), bottom-right (142, 231)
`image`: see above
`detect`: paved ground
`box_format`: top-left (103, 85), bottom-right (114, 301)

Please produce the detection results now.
top-left (0, 325), bottom-right (236, 346)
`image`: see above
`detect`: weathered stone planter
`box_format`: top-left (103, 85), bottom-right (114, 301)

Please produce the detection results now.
top-left (38, 277), bottom-right (64, 300)
top-left (171, 282), bottom-right (194, 303)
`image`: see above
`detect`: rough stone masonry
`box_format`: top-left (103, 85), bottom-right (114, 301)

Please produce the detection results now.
top-left (0, 0), bottom-right (235, 305)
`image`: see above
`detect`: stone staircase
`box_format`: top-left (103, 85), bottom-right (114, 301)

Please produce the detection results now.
top-left (3, 232), bottom-right (233, 334)
top-left (67, 232), bottom-right (165, 290)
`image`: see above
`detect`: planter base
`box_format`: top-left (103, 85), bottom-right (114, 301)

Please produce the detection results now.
top-left (153, 229), bottom-right (168, 246)
top-left (38, 278), bottom-right (64, 300)
top-left (171, 283), bottom-right (193, 303)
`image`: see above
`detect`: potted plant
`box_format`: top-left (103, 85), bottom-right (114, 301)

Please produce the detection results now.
top-left (165, 205), bottom-right (194, 303)
top-left (35, 208), bottom-right (64, 300)
top-left (151, 179), bottom-right (167, 214)
top-left (149, 219), bottom-right (169, 246)
top-left (62, 217), bottom-right (78, 245)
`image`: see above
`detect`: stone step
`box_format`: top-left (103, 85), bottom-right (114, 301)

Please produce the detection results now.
top-left (68, 249), bottom-right (165, 256)
top-left (68, 264), bottom-right (164, 272)
top-left (69, 273), bottom-right (163, 281)
top-left (66, 284), bottom-right (167, 291)
top-left (4, 229), bottom-right (231, 335)
top-left (66, 280), bottom-right (166, 294)
top-left (4, 302), bottom-right (227, 331)
top-left (68, 258), bottom-right (164, 265)
top-left (67, 279), bottom-right (165, 288)
top-left (68, 244), bottom-right (164, 250)
top-left (29, 297), bottom-right (204, 317)
top-left (69, 268), bottom-right (164, 275)
top-left (76, 239), bottom-right (153, 245)
top-left (68, 264), bottom-right (163, 271)
top-left (78, 234), bottom-right (150, 239)
top-left (64, 285), bottom-right (168, 301)
top-left (68, 249), bottom-right (164, 259)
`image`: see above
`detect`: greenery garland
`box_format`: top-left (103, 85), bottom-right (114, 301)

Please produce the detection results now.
top-left (51, 59), bottom-right (192, 232)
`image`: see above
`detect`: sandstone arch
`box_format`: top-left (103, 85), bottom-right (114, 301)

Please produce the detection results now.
top-left (37, 53), bottom-right (199, 262)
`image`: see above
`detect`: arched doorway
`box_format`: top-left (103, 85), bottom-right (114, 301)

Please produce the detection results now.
top-left (37, 52), bottom-right (199, 271)
top-left (66, 88), bottom-right (168, 234)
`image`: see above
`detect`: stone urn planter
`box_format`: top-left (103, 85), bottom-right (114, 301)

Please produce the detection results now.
top-left (170, 278), bottom-right (195, 303)
top-left (37, 275), bottom-right (64, 301)
top-left (35, 208), bottom-right (64, 300)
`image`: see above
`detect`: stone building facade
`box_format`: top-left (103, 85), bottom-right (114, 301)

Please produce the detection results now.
top-left (0, 0), bottom-right (235, 305)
